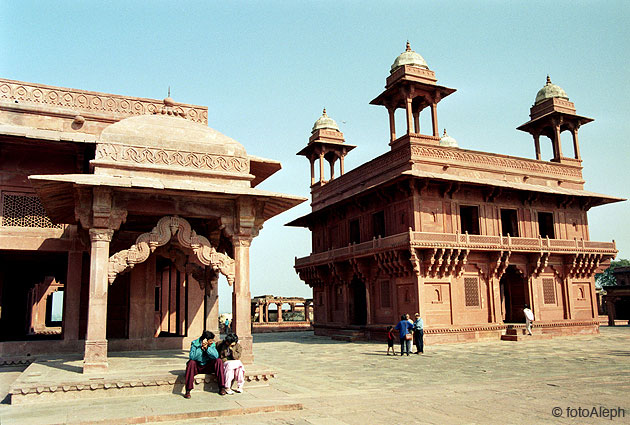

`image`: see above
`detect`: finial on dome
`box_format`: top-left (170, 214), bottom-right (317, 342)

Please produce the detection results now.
top-left (546, 75), bottom-right (551, 85)
top-left (443, 128), bottom-right (447, 136)
top-left (406, 41), bottom-right (411, 52)
top-left (323, 108), bottom-right (327, 116)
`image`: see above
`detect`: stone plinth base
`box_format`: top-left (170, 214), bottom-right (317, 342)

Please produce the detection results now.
top-left (252, 322), bottom-right (313, 333)
top-left (9, 350), bottom-right (275, 405)
top-left (313, 320), bottom-right (600, 344)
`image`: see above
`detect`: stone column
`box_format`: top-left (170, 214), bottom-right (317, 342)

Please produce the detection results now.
top-left (304, 301), bottom-right (311, 322)
top-left (277, 303), bottom-right (283, 322)
top-left (83, 228), bottom-right (114, 374)
top-left (258, 302), bottom-right (263, 323)
top-left (63, 250), bottom-right (83, 341)
top-left (572, 128), bottom-right (581, 160)
top-left (319, 151), bottom-right (325, 183)
top-left (329, 158), bottom-right (335, 180)
top-left (606, 298), bottom-right (616, 326)
top-left (534, 134), bottom-right (541, 160)
top-left (405, 97), bottom-right (414, 135)
top-left (413, 110), bottom-right (420, 134)
top-left (430, 103), bottom-right (439, 137)
top-left (232, 236), bottom-right (254, 363)
top-left (387, 107), bottom-right (396, 142)
top-left (340, 154), bottom-right (345, 175)
top-left (309, 157), bottom-right (316, 186)
top-left (554, 124), bottom-right (563, 159)
top-left (205, 280), bottom-right (220, 336)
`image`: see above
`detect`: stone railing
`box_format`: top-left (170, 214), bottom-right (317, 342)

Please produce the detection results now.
top-left (0, 78), bottom-right (208, 123)
top-left (295, 231), bottom-right (617, 267)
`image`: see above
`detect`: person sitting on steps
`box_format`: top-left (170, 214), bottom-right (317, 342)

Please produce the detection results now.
top-left (183, 330), bottom-right (228, 398)
top-left (217, 333), bottom-right (245, 394)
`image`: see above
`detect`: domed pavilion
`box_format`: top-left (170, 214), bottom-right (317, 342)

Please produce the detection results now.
top-left (0, 80), bottom-right (305, 373)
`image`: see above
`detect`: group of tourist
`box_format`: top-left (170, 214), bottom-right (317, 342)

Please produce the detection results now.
top-left (184, 331), bottom-right (245, 398)
top-left (388, 313), bottom-right (424, 356)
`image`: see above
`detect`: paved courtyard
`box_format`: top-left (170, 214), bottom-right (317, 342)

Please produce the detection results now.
top-left (1, 326), bottom-right (629, 424)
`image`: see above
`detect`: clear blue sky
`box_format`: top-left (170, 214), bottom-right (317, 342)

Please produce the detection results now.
top-left (2, 1), bottom-right (628, 313)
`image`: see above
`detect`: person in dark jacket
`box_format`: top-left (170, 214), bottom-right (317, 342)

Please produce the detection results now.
top-left (217, 333), bottom-right (245, 394)
top-left (394, 314), bottom-right (414, 356)
top-left (184, 331), bottom-right (227, 398)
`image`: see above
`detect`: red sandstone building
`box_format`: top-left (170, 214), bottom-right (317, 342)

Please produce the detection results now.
top-left (0, 79), bottom-right (304, 371)
top-left (290, 43), bottom-right (624, 343)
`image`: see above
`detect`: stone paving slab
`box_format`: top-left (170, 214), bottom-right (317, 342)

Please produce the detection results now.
top-left (1, 327), bottom-right (629, 424)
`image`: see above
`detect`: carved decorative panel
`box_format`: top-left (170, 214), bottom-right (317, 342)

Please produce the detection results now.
top-left (411, 145), bottom-right (582, 178)
top-left (0, 79), bottom-right (208, 123)
top-left (464, 277), bottom-right (480, 307)
top-left (542, 278), bottom-right (556, 304)
top-left (1, 193), bottom-right (62, 229)
top-left (95, 143), bottom-right (249, 173)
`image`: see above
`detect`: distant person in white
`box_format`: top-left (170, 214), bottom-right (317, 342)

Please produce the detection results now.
top-left (523, 304), bottom-right (534, 335)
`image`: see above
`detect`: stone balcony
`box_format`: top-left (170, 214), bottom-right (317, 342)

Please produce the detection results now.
top-left (294, 230), bottom-right (617, 268)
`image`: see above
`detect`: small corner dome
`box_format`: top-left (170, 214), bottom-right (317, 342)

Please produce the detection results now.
top-left (439, 129), bottom-right (458, 148)
top-left (390, 42), bottom-right (429, 73)
top-left (312, 108), bottom-right (340, 133)
top-left (535, 76), bottom-right (569, 105)
top-left (100, 114), bottom-right (248, 159)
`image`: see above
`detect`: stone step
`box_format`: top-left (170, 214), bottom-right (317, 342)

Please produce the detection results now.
top-left (9, 366), bottom-right (275, 405)
top-left (501, 333), bottom-right (553, 342)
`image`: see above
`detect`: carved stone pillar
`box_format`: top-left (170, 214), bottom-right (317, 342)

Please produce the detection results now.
top-left (205, 278), bottom-right (220, 336)
top-left (319, 151), bottom-right (325, 183)
top-left (534, 134), bottom-right (541, 160)
top-left (304, 301), bottom-right (311, 323)
top-left (83, 228), bottom-right (114, 374)
top-left (63, 250), bottom-right (83, 341)
top-left (405, 97), bottom-right (414, 135)
top-left (277, 303), bottom-right (283, 322)
top-left (309, 157), bottom-right (316, 186)
top-left (430, 103), bottom-right (438, 137)
top-left (572, 127), bottom-right (581, 160)
top-left (387, 107), bottom-right (396, 142)
top-left (232, 235), bottom-right (253, 363)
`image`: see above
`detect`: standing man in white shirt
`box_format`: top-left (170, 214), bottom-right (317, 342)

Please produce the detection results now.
top-left (523, 304), bottom-right (534, 336)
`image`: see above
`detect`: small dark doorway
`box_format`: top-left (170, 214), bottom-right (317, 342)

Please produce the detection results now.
top-left (538, 212), bottom-right (555, 238)
top-left (349, 277), bottom-right (367, 325)
top-left (460, 205), bottom-right (479, 235)
top-left (372, 211), bottom-right (385, 238)
top-left (499, 265), bottom-right (530, 323)
top-left (500, 209), bottom-right (519, 237)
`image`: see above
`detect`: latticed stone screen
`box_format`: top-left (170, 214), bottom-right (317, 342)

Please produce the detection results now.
top-left (1, 193), bottom-right (62, 228)
top-left (464, 277), bottom-right (480, 307)
top-left (543, 278), bottom-right (556, 304)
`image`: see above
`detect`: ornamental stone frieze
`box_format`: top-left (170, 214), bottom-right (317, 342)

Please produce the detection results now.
top-left (411, 145), bottom-right (583, 179)
top-left (108, 216), bottom-right (235, 285)
top-left (94, 143), bottom-right (249, 174)
top-left (423, 247), bottom-right (469, 278)
top-left (0, 78), bottom-right (208, 123)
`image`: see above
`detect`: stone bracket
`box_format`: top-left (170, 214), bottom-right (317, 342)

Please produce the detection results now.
top-left (108, 216), bottom-right (235, 285)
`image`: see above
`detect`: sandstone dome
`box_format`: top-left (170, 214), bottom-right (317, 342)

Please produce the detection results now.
top-left (390, 42), bottom-right (429, 73)
top-left (100, 114), bottom-right (248, 159)
top-left (312, 109), bottom-right (340, 133)
top-left (535, 76), bottom-right (569, 105)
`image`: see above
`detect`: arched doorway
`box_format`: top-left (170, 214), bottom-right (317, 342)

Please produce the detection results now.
top-left (499, 265), bottom-right (530, 323)
top-left (349, 277), bottom-right (367, 325)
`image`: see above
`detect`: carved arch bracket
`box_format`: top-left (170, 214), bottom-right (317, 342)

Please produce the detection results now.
top-left (108, 216), bottom-right (235, 285)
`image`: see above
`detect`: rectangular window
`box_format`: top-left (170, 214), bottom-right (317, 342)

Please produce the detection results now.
top-left (538, 212), bottom-right (555, 238)
top-left (372, 210), bottom-right (385, 238)
top-left (542, 278), bottom-right (556, 304)
top-left (379, 280), bottom-right (391, 308)
top-left (464, 277), bottom-right (480, 307)
top-left (500, 209), bottom-right (519, 237)
top-left (349, 219), bottom-right (360, 244)
top-left (460, 205), bottom-right (480, 235)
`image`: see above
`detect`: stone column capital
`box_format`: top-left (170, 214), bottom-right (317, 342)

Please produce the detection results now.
top-left (89, 228), bottom-right (114, 243)
top-left (232, 235), bottom-right (253, 247)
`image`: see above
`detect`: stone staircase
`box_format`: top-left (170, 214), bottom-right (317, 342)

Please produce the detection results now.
top-left (330, 329), bottom-right (367, 342)
top-left (501, 326), bottom-right (553, 342)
